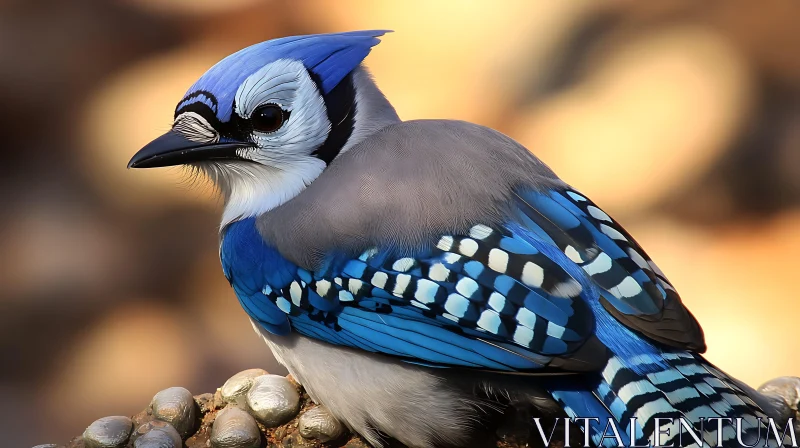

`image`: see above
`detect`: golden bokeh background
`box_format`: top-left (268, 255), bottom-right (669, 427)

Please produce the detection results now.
top-left (1, 1), bottom-right (799, 445)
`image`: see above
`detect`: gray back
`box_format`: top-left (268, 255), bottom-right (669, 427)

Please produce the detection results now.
top-left (257, 119), bottom-right (565, 269)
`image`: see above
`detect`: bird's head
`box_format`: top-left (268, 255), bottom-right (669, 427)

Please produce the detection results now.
top-left (128, 30), bottom-right (397, 225)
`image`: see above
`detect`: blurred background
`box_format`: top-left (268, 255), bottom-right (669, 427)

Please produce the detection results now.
top-left (1, 0), bottom-right (798, 445)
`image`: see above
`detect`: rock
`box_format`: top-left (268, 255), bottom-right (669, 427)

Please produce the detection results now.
top-left (759, 377), bottom-right (800, 409)
top-left (82, 416), bottom-right (133, 448)
top-left (219, 368), bottom-right (269, 405)
top-left (758, 376), bottom-right (800, 424)
top-left (298, 406), bottom-right (345, 442)
top-left (245, 374), bottom-right (300, 427)
top-left (149, 386), bottom-right (197, 438)
top-left (130, 420), bottom-right (182, 447)
top-left (132, 421), bottom-right (182, 448)
top-left (210, 406), bottom-right (261, 448)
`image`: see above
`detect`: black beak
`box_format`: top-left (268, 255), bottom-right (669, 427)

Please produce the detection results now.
top-left (127, 130), bottom-right (251, 169)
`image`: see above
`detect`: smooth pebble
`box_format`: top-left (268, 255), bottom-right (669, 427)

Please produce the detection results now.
top-left (759, 376), bottom-right (800, 408)
top-left (132, 421), bottom-right (182, 448)
top-left (150, 386), bottom-right (197, 438)
top-left (245, 374), bottom-right (300, 427)
top-left (298, 406), bottom-right (345, 442)
top-left (133, 426), bottom-right (183, 448)
top-left (758, 376), bottom-right (800, 422)
top-left (82, 416), bottom-right (133, 448)
top-left (220, 368), bottom-right (269, 405)
top-left (211, 406), bottom-right (261, 448)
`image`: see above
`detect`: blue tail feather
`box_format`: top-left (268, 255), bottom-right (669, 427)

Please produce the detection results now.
top-left (547, 352), bottom-right (780, 447)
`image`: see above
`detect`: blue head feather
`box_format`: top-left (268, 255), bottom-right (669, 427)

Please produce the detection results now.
top-left (179, 30), bottom-right (390, 122)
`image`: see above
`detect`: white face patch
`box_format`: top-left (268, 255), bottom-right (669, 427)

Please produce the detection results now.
top-left (201, 59), bottom-right (333, 226)
top-left (234, 59), bottom-right (331, 165)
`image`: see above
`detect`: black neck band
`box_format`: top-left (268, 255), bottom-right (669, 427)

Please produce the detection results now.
top-left (309, 71), bottom-right (356, 165)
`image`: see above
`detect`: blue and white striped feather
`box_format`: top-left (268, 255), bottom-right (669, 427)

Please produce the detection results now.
top-left (514, 189), bottom-right (671, 316)
top-left (221, 186), bottom-right (779, 446)
top-left (550, 351), bottom-right (778, 446)
top-left (513, 189), bottom-right (705, 352)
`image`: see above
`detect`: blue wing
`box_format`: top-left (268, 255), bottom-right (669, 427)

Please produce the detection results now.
top-left (222, 186), bottom-right (703, 372)
top-left (512, 189), bottom-right (704, 351)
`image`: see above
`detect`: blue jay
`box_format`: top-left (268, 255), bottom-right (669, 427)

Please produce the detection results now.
top-left (128, 31), bottom-right (784, 447)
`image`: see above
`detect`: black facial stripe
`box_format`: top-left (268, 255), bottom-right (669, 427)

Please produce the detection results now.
top-left (225, 99), bottom-right (258, 142)
top-left (308, 70), bottom-right (356, 165)
top-left (175, 102), bottom-right (218, 126)
top-left (175, 90), bottom-right (219, 117)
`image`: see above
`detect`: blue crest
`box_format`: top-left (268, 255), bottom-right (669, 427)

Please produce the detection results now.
top-left (180, 30), bottom-right (390, 122)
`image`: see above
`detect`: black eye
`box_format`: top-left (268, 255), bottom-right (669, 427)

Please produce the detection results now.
top-left (251, 104), bottom-right (286, 133)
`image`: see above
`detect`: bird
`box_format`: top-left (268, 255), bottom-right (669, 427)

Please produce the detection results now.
top-left (128, 30), bottom-right (788, 447)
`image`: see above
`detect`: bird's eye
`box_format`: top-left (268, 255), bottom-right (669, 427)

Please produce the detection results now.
top-left (251, 104), bottom-right (286, 133)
